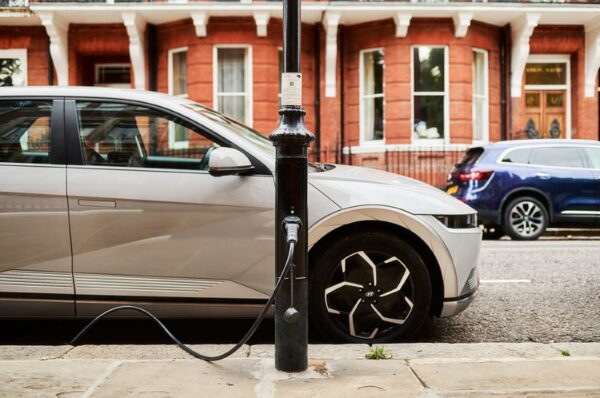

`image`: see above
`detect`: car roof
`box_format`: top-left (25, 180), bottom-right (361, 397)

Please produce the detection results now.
top-left (484, 139), bottom-right (600, 149)
top-left (0, 86), bottom-right (184, 104)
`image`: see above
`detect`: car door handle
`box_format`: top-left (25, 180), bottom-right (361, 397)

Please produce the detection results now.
top-left (535, 172), bottom-right (551, 179)
top-left (78, 199), bottom-right (117, 208)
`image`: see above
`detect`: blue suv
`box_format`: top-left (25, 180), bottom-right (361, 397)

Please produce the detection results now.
top-left (446, 139), bottom-right (600, 240)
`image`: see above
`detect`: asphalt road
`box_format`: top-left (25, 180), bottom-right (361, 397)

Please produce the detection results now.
top-left (1, 239), bottom-right (599, 345)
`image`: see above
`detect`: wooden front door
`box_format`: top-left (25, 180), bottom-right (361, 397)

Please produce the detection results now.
top-left (525, 90), bottom-right (566, 139)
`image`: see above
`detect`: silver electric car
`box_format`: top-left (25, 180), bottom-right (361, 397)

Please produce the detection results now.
top-left (0, 87), bottom-right (480, 343)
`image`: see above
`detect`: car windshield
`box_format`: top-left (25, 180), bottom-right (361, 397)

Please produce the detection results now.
top-left (181, 101), bottom-right (323, 172)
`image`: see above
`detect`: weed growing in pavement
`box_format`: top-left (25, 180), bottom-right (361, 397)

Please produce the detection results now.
top-left (365, 346), bottom-right (392, 360)
top-left (560, 349), bottom-right (571, 356)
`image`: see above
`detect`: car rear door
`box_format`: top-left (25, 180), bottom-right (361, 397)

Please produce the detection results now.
top-left (528, 145), bottom-right (597, 225)
top-left (580, 146), bottom-right (600, 226)
top-left (64, 99), bottom-right (275, 317)
top-left (0, 98), bottom-right (74, 316)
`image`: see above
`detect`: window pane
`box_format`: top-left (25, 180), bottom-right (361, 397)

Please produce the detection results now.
top-left (363, 50), bottom-right (384, 96)
top-left (218, 95), bottom-right (246, 123)
top-left (363, 97), bottom-right (384, 141)
top-left (502, 148), bottom-right (530, 164)
top-left (413, 47), bottom-right (445, 92)
top-left (76, 101), bottom-right (218, 171)
top-left (473, 51), bottom-right (485, 96)
top-left (413, 95), bottom-right (444, 139)
top-left (0, 58), bottom-right (26, 87)
top-left (218, 48), bottom-right (245, 93)
top-left (172, 51), bottom-right (187, 96)
top-left (525, 63), bottom-right (567, 86)
top-left (0, 100), bottom-right (51, 164)
top-left (584, 147), bottom-right (600, 169)
top-left (473, 97), bottom-right (485, 141)
top-left (531, 147), bottom-right (583, 168)
top-left (96, 65), bottom-right (130, 85)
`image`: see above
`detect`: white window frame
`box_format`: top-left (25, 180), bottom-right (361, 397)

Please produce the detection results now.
top-left (94, 63), bottom-right (131, 88)
top-left (0, 48), bottom-right (27, 87)
top-left (472, 48), bottom-right (489, 145)
top-left (213, 45), bottom-right (253, 127)
top-left (524, 54), bottom-right (571, 139)
top-left (410, 45), bottom-right (449, 146)
top-left (168, 47), bottom-right (189, 149)
top-left (359, 48), bottom-right (385, 146)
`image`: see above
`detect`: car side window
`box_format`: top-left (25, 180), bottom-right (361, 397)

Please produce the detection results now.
top-left (0, 100), bottom-right (52, 164)
top-left (75, 101), bottom-right (219, 171)
top-left (583, 147), bottom-right (600, 170)
top-left (501, 148), bottom-right (530, 164)
top-left (531, 147), bottom-right (584, 168)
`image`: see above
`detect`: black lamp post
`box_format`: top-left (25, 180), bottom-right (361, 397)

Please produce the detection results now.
top-left (269, 0), bottom-right (314, 373)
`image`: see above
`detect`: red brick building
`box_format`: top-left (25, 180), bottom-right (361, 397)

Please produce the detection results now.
top-left (2, 1), bottom-right (600, 185)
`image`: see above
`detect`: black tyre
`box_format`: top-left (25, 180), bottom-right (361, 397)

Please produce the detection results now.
top-left (482, 224), bottom-right (504, 240)
top-left (503, 196), bottom-right (548, 241)
top-left (309, 231), bottom-right (431, 343)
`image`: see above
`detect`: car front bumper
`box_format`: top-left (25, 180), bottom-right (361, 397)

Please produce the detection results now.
top-left (440, 289), bottom-right (478, 317)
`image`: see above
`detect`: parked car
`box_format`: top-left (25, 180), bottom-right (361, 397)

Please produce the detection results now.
top-left (446, 139), bottom-right (600, 241)
top-left (0, 87), bottom-right (480, 343)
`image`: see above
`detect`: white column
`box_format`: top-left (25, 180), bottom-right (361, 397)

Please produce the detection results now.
top-left (510, 13), bottom-right (540, 98)
top-left (191, 12), bottom-right (209, 38)
top-left (323, 12), bottom-right (340, 98)
top-left (122, 12), bottom-right (146, 90)
top-left (585, 17), bottom-right (600, 98)
top-left (393, 13), bottom-right (411, 38)
top-left (38, 12), bottom-right (69, 86)
top-left (453, 12), bottom-right (473, 38)
top-left (253, 12), bottom-right (270, 37)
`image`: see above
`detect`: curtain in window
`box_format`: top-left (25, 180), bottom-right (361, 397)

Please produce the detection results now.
top-left (362, 50), bottom-right (384, 141)
top-left (218, 48), bottom-right (246, 122)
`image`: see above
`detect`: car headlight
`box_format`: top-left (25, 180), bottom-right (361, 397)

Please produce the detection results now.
top-left (434, 214), bottom-right (477, 229)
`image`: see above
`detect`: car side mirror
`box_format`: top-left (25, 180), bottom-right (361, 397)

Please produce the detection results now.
top-left (208, 147), bottom-right (254, 177)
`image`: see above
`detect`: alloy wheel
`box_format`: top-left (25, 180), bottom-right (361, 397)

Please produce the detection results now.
top-left (509, 200), bottom-right (544, 238)
top-left (322, 250), bottom-right (415, 340)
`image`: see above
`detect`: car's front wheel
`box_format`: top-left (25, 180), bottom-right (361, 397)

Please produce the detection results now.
top-left (503, 196), bottom-right (548, 240)
top-left (309, 231), bottom-right (431, 343)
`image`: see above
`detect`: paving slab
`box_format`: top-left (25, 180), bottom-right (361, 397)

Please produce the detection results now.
top-left (0, 345), bottom-right (72, 360)
top-left (65, 344), bottom-right (249, 360)
top-left (250, 344), bottom-right (370, 360)
top-left (410, 359), bottom-right (600, 395)
top-left (0, 359), bottom-right (113, 398)
top-left (89, 359), bottom-right (261, 398)
top-left (274, 359), bottom-right (424, 398)
top-left (386, 343), bottom-right (562, 361)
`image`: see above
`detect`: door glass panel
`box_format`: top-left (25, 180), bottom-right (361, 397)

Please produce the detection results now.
top-left (75, 101), bottom-right (219, 171)
top-left (546, 93), bottom-right (564, 108)
top-left (0, 100), bottom-right (52, 164)
top-left (584, 147), bottom-right (600, 169)
top-left (531, 147), bottom-right (583, 168)
top-left (526, 93), bottom-right (540, 108)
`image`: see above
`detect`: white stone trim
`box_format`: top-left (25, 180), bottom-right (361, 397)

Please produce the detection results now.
top-left (510, 13), bottom-right (540, 98)
top-left (323, 12), bottom-right (340, 98)
top-left (585, 17), bottom-right (600, 98)
top-left (393, 13), bottom-right (411, 38)
top-left (253, 12), bottom-right (269, 38)
top-left (38, 12), bottom-right (68, 86)
top-left (453, 12), bottom-right (473, 38)
top-left (343, 143), bottom-right (471, 155)
top-left (191, 11), bottom-right (209, 37)
top-left (122, 12), bottom-right (146, 90)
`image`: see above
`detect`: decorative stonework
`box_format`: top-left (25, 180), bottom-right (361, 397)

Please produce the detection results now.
top-left (253, 12), bottom-right (270, 37)
top-left (191, 12), bottom-right (209, 38)
top-left (453, 12), bottom-right (472, 38)
top-left (122, 12), bottom-right (146, 90)
top-left (585, 17), bottom-right (600, 98)
top-left (38, 12), bottom-right (69, 86)
top-left (511, 13), bottom-right (540, 98)
top-left (393, 13), bottom-right (411, 38)
top-left (323, 12), bottom-right (340, 98)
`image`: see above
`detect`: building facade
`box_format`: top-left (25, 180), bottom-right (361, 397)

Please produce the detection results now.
top-left (2, 0), bottom-right (600, 185)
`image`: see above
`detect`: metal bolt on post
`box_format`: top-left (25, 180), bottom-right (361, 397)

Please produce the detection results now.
top-left (269, 0), bottom-right (314, 373)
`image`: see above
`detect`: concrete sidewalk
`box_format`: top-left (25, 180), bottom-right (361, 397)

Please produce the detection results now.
top-left (1, 343), bottom-right (600, 397)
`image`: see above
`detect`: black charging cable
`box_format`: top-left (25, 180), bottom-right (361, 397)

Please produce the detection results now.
top-left (71, 217), bottom-right (301, 362)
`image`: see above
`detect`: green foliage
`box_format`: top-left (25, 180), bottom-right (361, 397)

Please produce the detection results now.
top-left (560, 349), bottom-right (571, 357)
top-left (365, 346), bottom-right (392, 360)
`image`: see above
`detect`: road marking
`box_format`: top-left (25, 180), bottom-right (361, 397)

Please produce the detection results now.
top-left (480, 279), bottom-right (531, 284)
